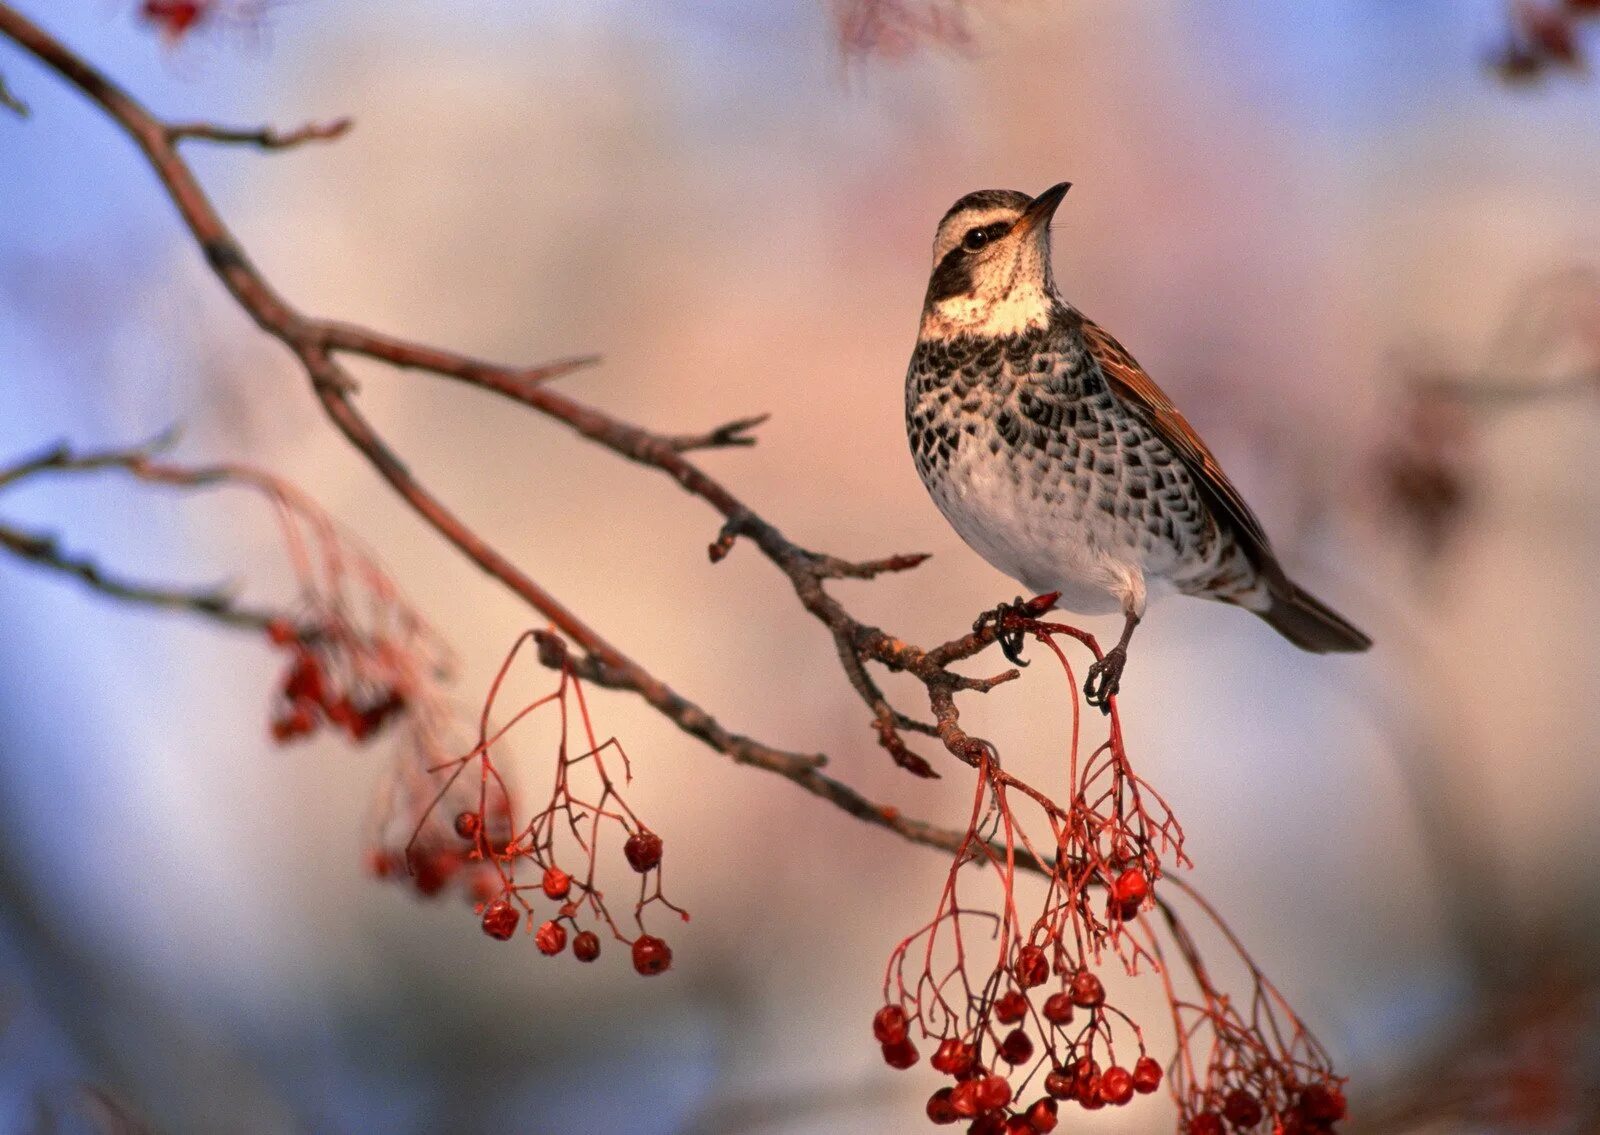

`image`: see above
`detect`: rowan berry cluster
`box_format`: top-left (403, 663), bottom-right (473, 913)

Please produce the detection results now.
top-left (265, 620), bottom-right (406, 744)
top-left (874, 620), bottom-right (1343, 1133)
top-left (415, 630), bottom-right (685, 975)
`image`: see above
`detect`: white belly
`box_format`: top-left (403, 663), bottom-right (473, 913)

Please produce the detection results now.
top-left (927, 456), bottom-right (1168, 617)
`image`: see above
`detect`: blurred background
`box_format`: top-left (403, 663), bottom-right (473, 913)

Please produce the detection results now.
top-left (2, 1), bottom-right (1598, 1131)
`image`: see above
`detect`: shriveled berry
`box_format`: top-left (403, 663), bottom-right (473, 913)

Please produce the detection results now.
top-left (572, 930), bottom-right (601, 962)
top-left (1043, 1069), bottom-right (1075, 1100)
top-left (968, 1115), bottom-right (1006, 1135)
top-left (1041, 992), bottom-right (1074, 1025)
top-left (480, 899), bottom-right (519, 941)
top-left (974, 1074), bottom-right (1012, 1112)
top-left (1078, 1077), bottom-right (1105, 1110)
top-left (623, 830), bottom-right (663, 872)
top-left (1069, 1056), bottom-right (1101, 1089)
top-left (535, 920), bottom-right (567, 955)
top-left (453, 811), bottom-right (482, 840)
top-left (1002, 1117), bottom-right (1033, 1135)
top-left (1223, 1089), bottom-right (1263, 1129)
top-left (1068, 970), bottom-right (1105, 1008)
top-left (1188, 1113), bottom-right (1225, 1135)
top-left (881, 1037), bottom-right (919, 1069)
top-left (993, 990), bottom-right (1028, 1024)
top-left (1132, 1055), bottom-right (1163, 1094)
top-left (1099, 1066), bottom-right (1134, 1106)
top-left (1299, 1085), bottom-right (1346, 1122)
top-left (931, 1038), bottom-right (976, 1077)
top-left (1027, 1098), bottom-right (1059, 1132)
top-left (631, 933), bottom-right (672, 975)
top-left (998, 1028), bottom-right (1033, 1066)
top-left (926, 1087), bottom-right (960, 1125)
top-left (873, 1004), bottom-right (909, 1045)
top-left (541, 865), bottom-right (571, 900)
top-left (949, 1079), bottom-right (982, 1118)
top-left (1014, 945), bottom-right (1049, 988)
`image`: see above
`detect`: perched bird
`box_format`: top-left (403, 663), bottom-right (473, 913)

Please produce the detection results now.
top-left (905, 183), bottom-right (1370, 708)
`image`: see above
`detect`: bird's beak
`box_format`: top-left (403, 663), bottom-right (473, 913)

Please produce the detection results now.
top-left (1012, 181), bottom-right (1071, 239)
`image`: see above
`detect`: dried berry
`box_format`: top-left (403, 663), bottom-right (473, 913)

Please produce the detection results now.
top-left (998, 1028), bottom-right (1033, 1066)
top-left (873, 1004), bottom-right (909, 1045)
top-left (993, 989), bottom-right (1028, 1024)
top-left (881, 1037), bottom-right (919, 1069)
top-left (949, 1079), bottom-right (982, 1118)
top-left (931, 1038), bottom-right (975, 1077)
top-left (1112, 867), bottom-right (1150, 906)
top-left (572, 930), bottom-right (601, 962)
top-left (534, 920), bottom-right (567, 955)
top-left (1299, 1084), bottom-right (1346, 1123)
top-left (973, 1075), bottom-right (1012, 1112)
top-left (1132, 1055), bottom-right (1163, 1094)
top-left (926, 1087), bottom-right (960, 1125)
top-left (631, 933), bottom-right (672, 975)
top-left (1041, 991), bottom-right (1074, 1025)
top-left (1188, 1114), bottom-right (1225, 1135)
top-left (541, 865), bottom-right (572, 900)
top-left (1099, 1066), bottom-right (1134, 1106)
top-left (623, 830), bottom-right (663, 872)
top-left (454, 811), bottom-right (482, 840)
top-left (1014, 944), bottom-right (1049, 988)
top-left (480, 899), bottom-right (519, 941)
top-left (1043, 1068), bottom-right (1075, 1100)
top-left (1068, 970), bottom-right (1105, 1008)
top-left (1026, 1098), bottom-right (1059, 1133)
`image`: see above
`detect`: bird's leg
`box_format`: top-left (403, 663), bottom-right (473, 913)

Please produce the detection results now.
top-left (1084, 610), bottom-right (1140, 713)
top-left (973, 596), bottom-right (1031, 667)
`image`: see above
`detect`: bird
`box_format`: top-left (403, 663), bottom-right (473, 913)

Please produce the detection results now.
top-left (904, 182), bottom-right (1370, 709)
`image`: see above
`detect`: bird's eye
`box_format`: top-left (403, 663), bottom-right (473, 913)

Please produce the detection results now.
top-left (962, 227), bottom-right (990, 251)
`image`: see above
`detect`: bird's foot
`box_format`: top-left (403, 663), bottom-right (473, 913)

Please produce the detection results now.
top-left (1083, 646), bottom-right (1128, 714)
top-left (973, 597), bottom-right (1032, 667)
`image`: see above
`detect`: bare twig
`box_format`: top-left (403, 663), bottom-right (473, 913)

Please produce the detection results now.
top-left (166, 116), bottom-right (353, 149)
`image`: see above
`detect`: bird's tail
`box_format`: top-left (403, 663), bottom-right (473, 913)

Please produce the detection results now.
top-left (1258, 580), bottom-right (1372, 654)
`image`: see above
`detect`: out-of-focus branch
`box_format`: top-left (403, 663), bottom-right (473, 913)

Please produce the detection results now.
top-left (0, 68), bottom-right (24, 115)
top-left (166, 116), bottom-right (352, 149)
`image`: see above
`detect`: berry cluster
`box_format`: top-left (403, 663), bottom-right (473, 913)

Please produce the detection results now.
top-left (1489, 0), bottom-right (1600, 82)
top-left (412, 630), bottom-right (685, 974)
top-left (265, 620), bottom-right (406, 744)
top-left (874, 619), bottom-right (1344, 1134)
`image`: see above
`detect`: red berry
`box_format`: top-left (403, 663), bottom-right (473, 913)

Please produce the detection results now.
top-left (1099, 1066), bottom-right (1134, 1106)
top-left (623, 830), bottom-right (663, 872)
top-left (932, 1038), bottom-right (976, 1077)
top-left (1068, 970), bottom-right (1105, 1008)
top-left (872, 1004), bottom-right (909, 1045)
top-left (926, 1087), bottom-right (960, 1125)
top-left (1002, 1118), bottom-right (1033, 1135)
top-left (993, 990), bottom-right (1028, 1024)
top-left (1043, 1069), bottom-right (1075, 1100)
top-left (1078, 1077), bottom-right (1105, 1110)
top-left (1026, 1098), bottom-right (1059, 1132)
top-left (974, 1075), bottom-right (1012, 1112)
top-left (950, 1079), bottom-right (982, 1118)
top-left (1132, 1055), bottom-right (1162, 1094)
top-left (541, 865), bottom-right (571, 900)
top-left (1223, 1089), bottom-right (1263, 1129)
top-left (631, 933), bottom-right (672, 975)
top-left (881, 1037), bottom-right (919, 1069)
top-left (1041, 992), bottom-right (1074, 1025)
top-left (480, 899), bottom-right (519, 941)
top-left (998, 1028), bottom-right (1033, 1066)
top-left (1189, 1114), bottom-right (1225, 1135)
top-left (968, 1115), bottom-right (1006, 1135)
top-left (270, 703), bottom-right (315, 743)
top-left (1112, 868), bottom-right (1150, 906)
top-left (572, 930), bottom-right (601, 962)
top-left (365, 849), bottom-right (400, 878)
top-left (1014, 945), bottom-right (1049, 988)
top-left (535, 920), bottom-right (567, 955)
top-left (454, 811), bottom-right (482, 840)
top-left (1299, 1085), bottom-right (1346, 1122)
top-left (1069, 1056), bottom-right (1101, 1087)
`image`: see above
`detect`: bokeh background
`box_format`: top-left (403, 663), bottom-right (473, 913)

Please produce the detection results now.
top-left (3, 1), bottom-right (1598, 1132)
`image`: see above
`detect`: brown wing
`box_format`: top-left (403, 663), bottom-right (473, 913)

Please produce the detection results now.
top-left (1079, 317), bottom-right (1283, 581)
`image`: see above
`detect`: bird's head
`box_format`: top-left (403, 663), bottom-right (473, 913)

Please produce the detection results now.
top-left (919, 182), bottom-right (1070, 342)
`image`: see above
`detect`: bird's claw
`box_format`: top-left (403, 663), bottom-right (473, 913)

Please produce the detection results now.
top-left (974, 597), bottom-right (1031, 667)
top-left (1083, 646), bottom-right (1127, 714)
